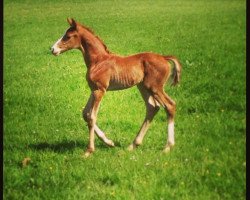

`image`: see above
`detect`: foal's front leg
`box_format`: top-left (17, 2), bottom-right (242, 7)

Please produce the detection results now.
top-left (83, 94), bottom-right (114, 147)
top-left (84, 90), bottom-right (105, 157)
top-left (94, 125), bottom-right (115, 147)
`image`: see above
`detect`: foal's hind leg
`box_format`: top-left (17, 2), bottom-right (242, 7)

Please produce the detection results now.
top-left (128, 85), bottom-right (160, 151)
top-left (83, 94), bottom-right (114, 147)
top-left (153, 89), bottom-right (176, 153)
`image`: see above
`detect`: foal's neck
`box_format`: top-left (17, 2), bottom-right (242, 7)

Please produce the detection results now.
top-left (78, 26), bottom-right (109, 67)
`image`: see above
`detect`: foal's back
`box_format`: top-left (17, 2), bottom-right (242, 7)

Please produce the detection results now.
top-left (105, 52), bottom-right (171, 90)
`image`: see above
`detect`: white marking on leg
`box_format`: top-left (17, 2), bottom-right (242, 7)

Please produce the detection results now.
top-left (155, 99), bottom-right (161, 107)
top-left (94, 125), bottom-right (114, 147)
top-left (168, 121), bottom-right (175, 145)
top-left (148, 96), bottom-right (155, 107)
top-left (163, 122), bottom-right (174, 153)
top-left (148, 96), bottom-right (161, 108)
top-left (134, 120), bottom-right (150, 145)
top-left (94, 125), bottom-right (105, 138)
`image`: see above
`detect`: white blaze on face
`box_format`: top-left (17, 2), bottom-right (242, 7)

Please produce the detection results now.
top-left (51, 37), bottom-right (63, 55)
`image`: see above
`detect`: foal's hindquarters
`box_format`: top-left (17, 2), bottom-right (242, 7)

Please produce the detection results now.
top-left (127, 53), bottom-right (178, 153)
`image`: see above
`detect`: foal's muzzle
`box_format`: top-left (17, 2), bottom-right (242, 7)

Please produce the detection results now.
top-left (50, 47), bottom-right (60, 56)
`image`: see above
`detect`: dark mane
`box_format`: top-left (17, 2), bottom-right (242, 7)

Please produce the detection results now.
top-left (81, 24), bottom-right (111, 54)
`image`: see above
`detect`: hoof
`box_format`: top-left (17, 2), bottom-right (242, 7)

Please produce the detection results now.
top-left (162, 143), bottom-right (174, 154)
top-left (106, 139), bottom-right (115, 147)
top-left (162, 146), bottom-right (171, 154)
top-left (82, 148), bottom-right (94, 158)
top-left (127, 143), bottom-right (136, 151)
top-left (83, 151), bottom-right (92, 158)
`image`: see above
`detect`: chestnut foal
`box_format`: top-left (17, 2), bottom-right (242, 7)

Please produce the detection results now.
top-left (51, 18), bottom-right (182, 157)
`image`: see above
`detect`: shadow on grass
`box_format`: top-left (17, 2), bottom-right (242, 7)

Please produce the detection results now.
top-left (29, 140), bottom-right (121, 153)
top-left (29, 140), bottom-right (85, 153)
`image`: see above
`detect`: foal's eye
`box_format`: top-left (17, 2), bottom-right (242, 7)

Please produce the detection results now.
top-left (62, 35), bottom-right (70, 41)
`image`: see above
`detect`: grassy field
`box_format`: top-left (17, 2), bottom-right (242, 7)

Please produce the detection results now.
top-left (3, 0), bottom-right (246, 199)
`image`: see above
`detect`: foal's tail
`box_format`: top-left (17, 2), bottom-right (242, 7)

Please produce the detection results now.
top-left (164, 55), bottom-right (182, 86)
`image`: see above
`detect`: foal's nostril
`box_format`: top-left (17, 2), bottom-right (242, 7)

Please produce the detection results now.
top-left (51, 47), bottom-right (54, 52)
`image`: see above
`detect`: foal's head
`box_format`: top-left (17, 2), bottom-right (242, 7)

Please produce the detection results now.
top-left (51, 18), bottom-right (81, 56)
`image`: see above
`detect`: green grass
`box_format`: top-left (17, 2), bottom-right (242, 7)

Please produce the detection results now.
top-left (4, 0), bottom-right (246, 199)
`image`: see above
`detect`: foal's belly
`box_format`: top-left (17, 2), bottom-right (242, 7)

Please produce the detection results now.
top-left (105, 56), bottom-right (145, 91)
top-left (107, 78), bottom-right (140, 91)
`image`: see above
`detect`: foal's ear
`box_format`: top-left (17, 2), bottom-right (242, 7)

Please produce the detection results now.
top-left (67, 18), bottom-right (77, 28)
